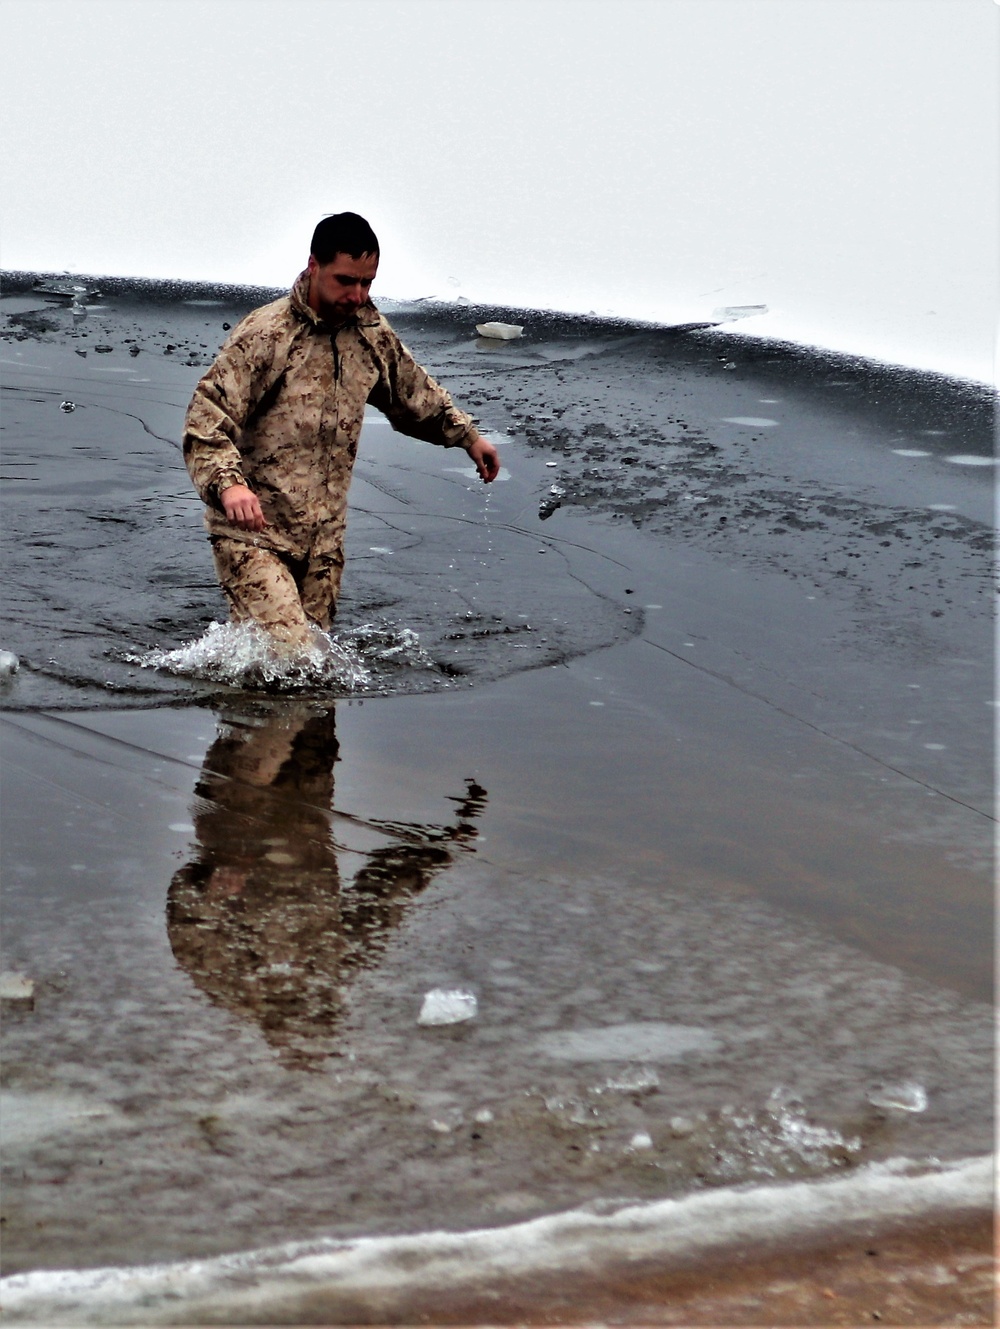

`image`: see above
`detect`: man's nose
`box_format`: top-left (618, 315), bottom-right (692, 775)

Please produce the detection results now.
top-left (345, 283), bottom-right (363, 305)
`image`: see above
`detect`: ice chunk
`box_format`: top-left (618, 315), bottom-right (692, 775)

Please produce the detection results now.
top-left (713, 304), bottom-right (768, 321)
top-left (544, 1095), bottom-right (606, 1129)
top-left (59, 400), bottom-right (76, 413)
top-left (629, 1130), bottom-right (654, 1150)
top-left (602, 1066), bottom-right (660, 1096)
top-left (0, 650), bottom-right (20, 677)
top-left (867, 1081), bottom-right (928, 1113)
top-left (476, 322), bottom-right (524, 340)
top-left (418, 988), bottom-right (478, 1026)
top-left (0, 973), bottom-right (35, 1007)
top-left (429, 1107), bottom-right (465, 1132)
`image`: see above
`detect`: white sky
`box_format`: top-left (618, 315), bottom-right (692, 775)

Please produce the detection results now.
top-left (1, 0), bottom-right (997, 381)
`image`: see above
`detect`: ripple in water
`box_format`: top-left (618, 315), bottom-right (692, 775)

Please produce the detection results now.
top-left (127, 620), bottom-right (434, 693)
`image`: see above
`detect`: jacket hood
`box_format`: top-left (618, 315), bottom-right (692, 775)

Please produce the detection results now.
top-left (290, 269), bottom-right (380, 330)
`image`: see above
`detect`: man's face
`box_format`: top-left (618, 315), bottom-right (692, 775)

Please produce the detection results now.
top-left (306, 251), bottom-right (379, 325)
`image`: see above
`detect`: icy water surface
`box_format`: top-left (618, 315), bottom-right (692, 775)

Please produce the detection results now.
top-left (0, 276), bottom-right (993, 1318)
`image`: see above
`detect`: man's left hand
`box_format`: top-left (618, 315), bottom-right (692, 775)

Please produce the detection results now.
top-left (466, 435), bottom-right (501, 483)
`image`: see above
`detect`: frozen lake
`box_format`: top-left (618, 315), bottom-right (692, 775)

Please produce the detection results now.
top-left (0, 279), bottom-right (993, 1322)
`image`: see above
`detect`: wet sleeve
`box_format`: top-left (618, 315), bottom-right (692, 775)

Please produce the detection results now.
top-left (182, 330), bottom-right (269, 507)
top-left (367, 326), bottom-right (476, 449)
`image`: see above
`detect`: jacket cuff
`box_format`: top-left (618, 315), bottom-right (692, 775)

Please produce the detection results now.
top-left (209, 470), bottom-right (247, 506)
top-left (441, 409), bottom-right (477, 449)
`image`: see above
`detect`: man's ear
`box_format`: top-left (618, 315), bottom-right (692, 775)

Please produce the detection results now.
top-left (306, 254), bottom-right (318, 275)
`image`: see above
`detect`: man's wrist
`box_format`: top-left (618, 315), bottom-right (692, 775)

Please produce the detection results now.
top-left (213, 473), bottom-right (247, 500)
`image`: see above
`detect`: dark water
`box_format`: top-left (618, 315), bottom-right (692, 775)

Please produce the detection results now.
top-left (0, 276), bottom-right (993, 1308)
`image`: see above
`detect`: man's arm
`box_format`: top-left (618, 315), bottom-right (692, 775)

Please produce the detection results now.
top-left (183, 320), bottom-right (285, 526)
top-left (366, 324), bottom-right (501, 482)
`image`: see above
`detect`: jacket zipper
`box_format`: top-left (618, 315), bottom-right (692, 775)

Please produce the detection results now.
top-left (316, 329), bottom-right (341, 538)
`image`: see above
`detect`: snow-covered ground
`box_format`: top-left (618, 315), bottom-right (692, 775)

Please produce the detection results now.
top-left (1, 0), bottom-right (996, 383)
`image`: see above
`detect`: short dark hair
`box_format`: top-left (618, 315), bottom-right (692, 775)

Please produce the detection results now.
top-left (310, 212), bottom-right (380, 264)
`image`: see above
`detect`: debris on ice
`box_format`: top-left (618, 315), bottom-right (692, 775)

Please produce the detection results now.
top-left (0, 650), bottom-right (20, 678)
top-left (539, 484), bottom-right (564, 521)
top-left (418, 988), bottom-right (478, 1026)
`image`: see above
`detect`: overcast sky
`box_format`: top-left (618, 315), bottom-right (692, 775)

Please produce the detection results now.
top-left (2, 0), bottom-right (996, 381)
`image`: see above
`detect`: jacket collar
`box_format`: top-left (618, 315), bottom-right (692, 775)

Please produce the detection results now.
top-left (290, 269), bottom-right (380, 330)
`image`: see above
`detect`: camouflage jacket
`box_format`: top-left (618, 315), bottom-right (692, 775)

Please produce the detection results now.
top-left (183, 272), bottom-right (476, 559)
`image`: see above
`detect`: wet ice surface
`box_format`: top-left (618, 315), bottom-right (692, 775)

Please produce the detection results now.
top-left (0, 277), bottom-right (994, 1288)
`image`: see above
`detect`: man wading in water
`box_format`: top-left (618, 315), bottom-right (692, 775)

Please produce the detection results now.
top-left (183, 212), bottom-right (500, 650)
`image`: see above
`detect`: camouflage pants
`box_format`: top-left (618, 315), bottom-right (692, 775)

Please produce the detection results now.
top-left (210, 537), bottom-right (344, 648)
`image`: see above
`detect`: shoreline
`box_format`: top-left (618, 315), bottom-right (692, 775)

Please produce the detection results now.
top-left (1, 1157), bottom-right (993, 1325)
top-left (2, 267), bottom-right (995, 394)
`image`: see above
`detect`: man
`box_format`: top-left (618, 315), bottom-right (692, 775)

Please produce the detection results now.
top-left (183, 212), bottom-right (500, 650)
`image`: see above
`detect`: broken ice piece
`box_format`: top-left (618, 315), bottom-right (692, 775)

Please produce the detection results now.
top-left (867, 1081), bottom-right (928, 1113)
top-left (418, 988), bottom-right (478, 1026)
top-left (629, 1130), bottom-right (654, 1150)
top-left (0, 973), bottom-right (35, 1007)
top-left (476, 322), bottom-right (524, 340)
top-left (603, 1065), bottom-right (660, 1096)
top-left (60, 400), bottom-right (76, 412)
top-left (0, 650), bottom-right (20, 677)
top-left (429, 1106), bottom-right (465, 1132)
top-left (712, 304), bottom-right (769, 321)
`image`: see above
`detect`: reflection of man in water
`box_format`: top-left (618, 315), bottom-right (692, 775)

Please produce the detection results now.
top-left (167, 705), bottom-right (486, 1063)
top-left (182, 212), bottom-right (500, 650)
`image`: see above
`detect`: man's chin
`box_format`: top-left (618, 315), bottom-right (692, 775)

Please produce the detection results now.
top-left (322, 304), bottom-right (359, 326)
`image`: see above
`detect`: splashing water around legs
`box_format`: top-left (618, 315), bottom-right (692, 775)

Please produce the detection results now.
top-left (127, 620), bottom-right (434, 694)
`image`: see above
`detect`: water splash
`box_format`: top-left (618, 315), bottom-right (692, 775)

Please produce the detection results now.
top-left (126, 620), bottom-right (434, 693)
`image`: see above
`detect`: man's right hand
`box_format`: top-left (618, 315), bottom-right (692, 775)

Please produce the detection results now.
top-left (220, 483), bottom-right (268, 532)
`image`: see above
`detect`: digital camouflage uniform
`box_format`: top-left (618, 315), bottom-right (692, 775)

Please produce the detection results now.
top-left (183, 271), bottom-right (477, 645)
